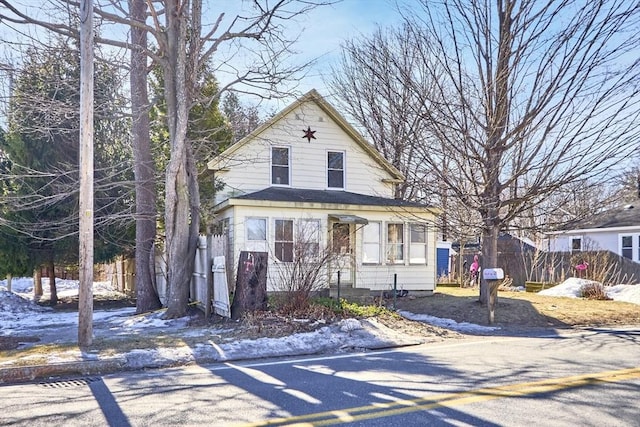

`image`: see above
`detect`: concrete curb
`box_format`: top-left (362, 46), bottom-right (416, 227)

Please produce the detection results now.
top-left (0, 319), bottom-right (429, 384)
top-left (0, 358), bottom-right (126, 384)
top-left (0, 338), bottom-right (423, 385)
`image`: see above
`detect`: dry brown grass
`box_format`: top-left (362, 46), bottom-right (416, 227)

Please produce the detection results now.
top-left (392, 287), bottom-right (640, 329)
top-left (3, 288), bottom-right (639, 364)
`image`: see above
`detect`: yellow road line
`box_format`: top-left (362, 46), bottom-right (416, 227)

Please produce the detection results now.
top-left (237, 366), bottom-right (640, 427)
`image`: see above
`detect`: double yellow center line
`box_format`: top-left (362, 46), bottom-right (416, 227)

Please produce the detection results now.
top-left (239, 366), bottom-right (640, 426)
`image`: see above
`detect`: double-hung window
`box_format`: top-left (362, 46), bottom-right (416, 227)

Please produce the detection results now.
top-left (246, 217), bottom-right (267, 252)
top-left (387, 223), bottom-right (404, 263)
top-left (362, 222), bottom-right (381, 264)
top-left (409, 223), bottom-right (428, 264)
top-left (621, 235), bottom-right (633, 260)
top-left (275, 219), bottom-right (294, 262)
top-left (620, 234), bottom-right (640, 261)
top-left (272, 147), bottom-right (290, 185)
top-left (298, 219), bottom-right (320, 259)
top-left (327, 151), bottom-right (344, 189)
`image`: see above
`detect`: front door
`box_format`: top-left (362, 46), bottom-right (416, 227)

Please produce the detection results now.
top-left (330, 222), bottom-right (355, 286)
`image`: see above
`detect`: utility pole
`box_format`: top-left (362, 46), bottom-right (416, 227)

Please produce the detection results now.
top-left (78, 0), bottom-right (94, 347)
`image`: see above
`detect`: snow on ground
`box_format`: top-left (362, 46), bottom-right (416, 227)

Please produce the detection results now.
top-left (0, 277), bottom-right (426, 368)
top-left (538, 277), bottom-right (640, 304)
top-left (0, 278), bottom-right (640, 345)
top-left (397, 312), bottom-right (500, 333)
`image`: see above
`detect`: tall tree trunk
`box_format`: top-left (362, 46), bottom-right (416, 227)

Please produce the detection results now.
top-left (162, 0), bottom-right (200, 319)
top-left (478, 1), bottom-right (513, 306)
top-left (130, 0), bottom-right (161, 313)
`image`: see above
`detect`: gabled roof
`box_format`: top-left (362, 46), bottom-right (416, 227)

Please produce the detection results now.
top-left (207, 89), bottom-right (404, 182)
top-left (229, 186), bottom-right (435, 209)
top-left (552, 205), bottom-right (640, 232)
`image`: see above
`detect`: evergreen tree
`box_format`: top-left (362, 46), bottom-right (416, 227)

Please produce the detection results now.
top-left (1, 39), bottom-right (133, 303)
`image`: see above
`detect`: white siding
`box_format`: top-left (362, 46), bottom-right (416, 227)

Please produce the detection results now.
top-left (220, 204), bottom-right (437, 292)
top-left (548, 228), bottom-right (640, 261)
top-left (213, 102), bottom-right (396, 205)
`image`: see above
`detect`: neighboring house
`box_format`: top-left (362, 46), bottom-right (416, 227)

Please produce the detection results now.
top-left (545, 204), bottom-right (640, 263)
top-left (206, 89), bottom-right (440, 293)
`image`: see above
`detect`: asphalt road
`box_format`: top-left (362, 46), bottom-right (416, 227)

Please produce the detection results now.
top-left (2, 327), bottom-right (639, 426)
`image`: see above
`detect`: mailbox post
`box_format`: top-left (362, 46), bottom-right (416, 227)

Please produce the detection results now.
top-left (483, 268), bottom-right (504, 325)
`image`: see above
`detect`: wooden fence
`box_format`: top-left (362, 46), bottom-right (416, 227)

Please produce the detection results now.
top-left (104, 234), bottom-right (230, 312)
top-left (450, 249), bottom-right (640, 287)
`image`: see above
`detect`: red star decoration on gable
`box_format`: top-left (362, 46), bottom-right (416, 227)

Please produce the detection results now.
top-left (302, 126), bottom-right (316, 142)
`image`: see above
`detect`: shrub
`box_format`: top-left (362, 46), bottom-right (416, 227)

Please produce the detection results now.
top-left (580, 282), bottom-right (611, 300)
top-left (312, 297), bottom-right (392, 318)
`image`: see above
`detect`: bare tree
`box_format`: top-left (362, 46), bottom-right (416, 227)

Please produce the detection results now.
top-left (332, 0), bottom-right (640, 303)
top-left (329, 24), bottom-right (439, 201)
top-left (0, 0), bottom-right (330, 318)
top-left (129, 0), bottom-right (162, 313)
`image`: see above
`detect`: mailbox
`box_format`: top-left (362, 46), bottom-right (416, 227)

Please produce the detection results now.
top-left (483, 268), bottom-right (504, 281)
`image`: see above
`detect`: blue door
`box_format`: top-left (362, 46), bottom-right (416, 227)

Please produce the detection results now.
top-left (436, 248), bottom-right (449, 277)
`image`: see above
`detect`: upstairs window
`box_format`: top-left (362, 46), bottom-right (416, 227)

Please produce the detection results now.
top-left (327, 151), bottom-right (344, 189)
top-left (271, 147), bottom-right (290, 185)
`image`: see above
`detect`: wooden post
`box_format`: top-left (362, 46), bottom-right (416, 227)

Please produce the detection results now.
top-left (205, 234), bottom-right (213, 319)
top-left (78, 0), bottom-right (94, 348)
top-left (483, 268), bottom-right (504, 325)
top-left (488, 281), bottom-right (499, 324)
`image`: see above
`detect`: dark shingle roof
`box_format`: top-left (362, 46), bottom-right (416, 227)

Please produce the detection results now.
top-left (234, 187), bottom-right (433, 209)
top-left (560, 205), bottom-right (640, 230)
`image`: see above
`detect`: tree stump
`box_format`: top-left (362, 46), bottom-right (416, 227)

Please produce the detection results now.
top-left (231, 251), bottom-right (268, 320)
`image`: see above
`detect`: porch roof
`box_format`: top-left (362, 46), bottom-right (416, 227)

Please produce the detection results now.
top-left (329, 214), bottom-right (369, 224)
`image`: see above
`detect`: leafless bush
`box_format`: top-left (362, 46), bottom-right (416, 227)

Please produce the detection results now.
top-left (271, 221), bottom-right (343, 314)
top-left (580, 282), bottom-right (611, 300)
top-left (570, 239), bottom-right (622, 285)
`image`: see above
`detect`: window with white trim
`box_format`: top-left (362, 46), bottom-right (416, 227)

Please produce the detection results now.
top-left (387, 223), bottom-right (404, 263)
top-left (409, 223), bottom-right (428, 264)
top-left (362, 222), bottom-right (381, 264)
top-left (327, 151), bottom-right (345, 189)
top-left (571, 237), bottom-right (582, 252)
top-left (621, 235), bottom-right (633, 260)
top-left (271, 147), bottom-right (290, 185)
top-left (246, 217), bottom-right (267, 252)
top-left (275, 219), bottom-right (294, 262)
top-left (298, 219), bottom-right (321, 259)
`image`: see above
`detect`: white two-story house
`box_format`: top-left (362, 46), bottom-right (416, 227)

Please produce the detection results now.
top-left (207, 90), bottom-right (440, 294)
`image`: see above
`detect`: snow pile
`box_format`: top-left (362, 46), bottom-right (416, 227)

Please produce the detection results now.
top-left (398, 311), bottom-right (500, 333)
top-left (0, 287), bottom-right (52, 320)
top-left (606, 284), bottom-right (640, 304)
top-left (539, 277), bottom-right (640, 304)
